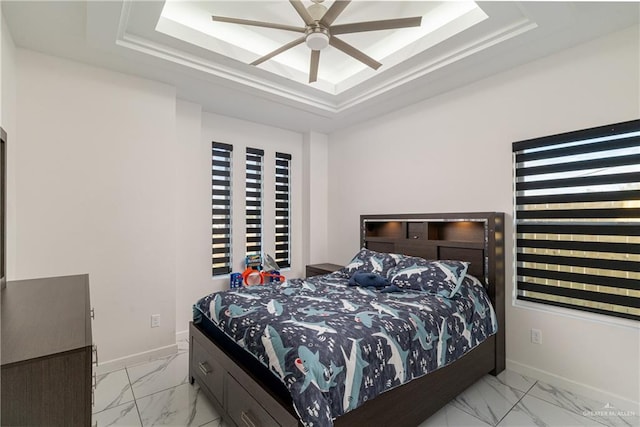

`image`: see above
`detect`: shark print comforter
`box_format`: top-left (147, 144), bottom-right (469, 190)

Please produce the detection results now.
top-left (193, 272), bottom-right (497, 427)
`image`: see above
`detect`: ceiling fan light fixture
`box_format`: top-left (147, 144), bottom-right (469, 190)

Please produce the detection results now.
top-left (305, 30), bottom-right (329, 50)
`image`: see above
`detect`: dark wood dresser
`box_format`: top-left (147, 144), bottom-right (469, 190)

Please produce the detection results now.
top-left (1, 274), bottom-right (95, 426)
top-left (305, 263), bottom-right (344, 277)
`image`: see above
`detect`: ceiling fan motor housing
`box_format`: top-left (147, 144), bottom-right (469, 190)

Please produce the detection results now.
top-left (305, 27), bottom-right (330, 50)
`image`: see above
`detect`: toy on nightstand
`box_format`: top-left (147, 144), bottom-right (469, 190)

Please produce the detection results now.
top-left (229, 254), bottom-right (285, 288)
top-left (229, 272), bottom-right (243, 289)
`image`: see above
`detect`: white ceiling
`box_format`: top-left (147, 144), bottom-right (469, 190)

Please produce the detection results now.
top-left (3, 1), bottom-right (639, 133)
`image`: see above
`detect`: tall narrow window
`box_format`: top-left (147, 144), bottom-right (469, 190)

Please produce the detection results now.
top-left (212, 142), bottom-right (233, 276)
top-left (246, 148), bottom-right (264, 257)
top-left (513, 119), bottom-right (640, 321)
top-left (275, 152), bottom-right (292, 268)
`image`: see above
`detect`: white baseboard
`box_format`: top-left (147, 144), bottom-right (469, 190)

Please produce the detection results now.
top-left (96, 343), bottom-right (178, 375)
top-left (506, 359), bottom-right (639, 414)
top-left (176, 329), bottom-right (189, 342)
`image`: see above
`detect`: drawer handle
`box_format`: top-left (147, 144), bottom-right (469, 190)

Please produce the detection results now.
top-left (91, 307), bottom-right (95, 320)
top-left (92, 344), bottom-right (99, 366)
top-left (198, 361), bottom-right (212, 375)
top-left (92, 372), bottom-right (97, 389)
top-left (241, 411), bottom-right (259, 427)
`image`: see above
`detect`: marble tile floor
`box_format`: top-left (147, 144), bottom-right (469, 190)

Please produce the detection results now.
top-left (92, 340), bottom-right (638, 427)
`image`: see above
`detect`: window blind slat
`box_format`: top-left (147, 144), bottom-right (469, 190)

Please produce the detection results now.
top-left (516, 208), bottom-right (640, 220)
top-left (247, 148), bottom-right (265, 156)
top-left (517, 223), bottom-right (640, 236)
top-left (212, 179), bottom-right (231, 187)
top-left (517, 281), bottom-right (640, 308)
top-left (276, 152), bottom-right (292, 160)
top-left (213, 141), bottom-right (234, 151)
top-left (517, 253), bottom-right (640, 273)
top-left (515, 172), bottom-right (640, 192)
top-left (516, 189), bottom-right (640, 205)
top-left (212, 159), bottom-right (231, 168)
top-left (516, 153), bottom-right (640, 177)
top-left (213, 169), bottom-right (231, 178)
top-left (517, 267), bottom-right (640, 291)
top-left (517, 239), bottom-right (640, 254)
top-left (212, 189), bottom-right (231, 197)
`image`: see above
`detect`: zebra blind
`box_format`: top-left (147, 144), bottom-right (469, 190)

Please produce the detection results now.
top-left (275, 152), bottom-right (292, 268)
top-left (246, 148), bottom-right (264, 257)
top-left (513, 119), bottom-right (640, 321)
top-left (212, 142), bottom-right (233, 276)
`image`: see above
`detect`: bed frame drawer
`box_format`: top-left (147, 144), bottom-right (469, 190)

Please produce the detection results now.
top-left (192, 338), bottom-right (224, 406)
top-left (227, 374), bottom-right (280, 427)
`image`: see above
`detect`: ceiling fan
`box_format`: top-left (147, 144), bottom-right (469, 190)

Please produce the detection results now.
top-left (212, 0), bottom-right (423, 83)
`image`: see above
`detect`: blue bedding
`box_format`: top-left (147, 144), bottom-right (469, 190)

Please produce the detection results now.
top-left (193, 272), bottom-right (497, 427)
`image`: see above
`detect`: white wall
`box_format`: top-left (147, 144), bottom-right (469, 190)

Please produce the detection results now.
top-left (14, 50), bottom-right (178, 364)
top-left (173, 109), bottom-right (306, 334)
top-left (327, 26), bottom-right (640, 407)
top-left (174, 99), bottom-right (208, 337)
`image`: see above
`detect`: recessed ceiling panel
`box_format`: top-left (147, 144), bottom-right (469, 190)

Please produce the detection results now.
top-left (157, 0), bottom-right (487, 93)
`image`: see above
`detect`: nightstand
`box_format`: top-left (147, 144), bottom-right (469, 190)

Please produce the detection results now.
top-left (305, 263), bottom-right (344, 278)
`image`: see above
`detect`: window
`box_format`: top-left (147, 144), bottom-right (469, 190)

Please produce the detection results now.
top-left (513, 119), bottom-right (640, 321)
top-left (246, 148), bottom-right (264, 257)
top-left (211, 142), bottom-right (233, 276)
top-left (275, 152), bottom-right (292, 268)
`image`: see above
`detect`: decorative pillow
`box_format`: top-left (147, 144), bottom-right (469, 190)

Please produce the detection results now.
top-left (341, 248), bottom-right (398, 277)
top-left (388, 258), bottom-right (470, 297)
top-left (348, 272), bottom-right (390, 288)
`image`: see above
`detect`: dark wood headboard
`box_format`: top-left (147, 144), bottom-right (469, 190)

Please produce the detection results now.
top-left (360, 212), bottom-right (505, 373)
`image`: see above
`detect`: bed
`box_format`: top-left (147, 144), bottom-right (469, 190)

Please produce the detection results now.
top-left (190, 212), bottom-right (505, 427)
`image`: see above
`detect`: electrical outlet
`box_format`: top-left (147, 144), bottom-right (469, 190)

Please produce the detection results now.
top-left (151, 314), bottom-right (161, 328)
top-left (531, 328), bottom-right (542, 344)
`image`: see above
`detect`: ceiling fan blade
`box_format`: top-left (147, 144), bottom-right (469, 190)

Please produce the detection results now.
top-left (309, 50), bottom-right (320, 83)
top-left (251, 36), bottom-right (306, 66)
top-left (289, 0), bottom-right (314, 25)
top-left (329, 36), bottom-right (382, 70)
top-left (212, 16), bottom-right (305, 33)
top-left (320, 0), bottom-right (351, 27)
top-left (330, 17), bottom-right (422, 35)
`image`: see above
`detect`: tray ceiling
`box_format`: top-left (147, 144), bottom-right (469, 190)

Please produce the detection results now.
top-left (2, 1), bottom-right (639, 132)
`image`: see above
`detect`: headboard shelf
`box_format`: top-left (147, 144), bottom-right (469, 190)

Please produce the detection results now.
top-left (364, 237), bottom-right (485, 249)
top-left (360, 212), bottom-right (503, 283)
